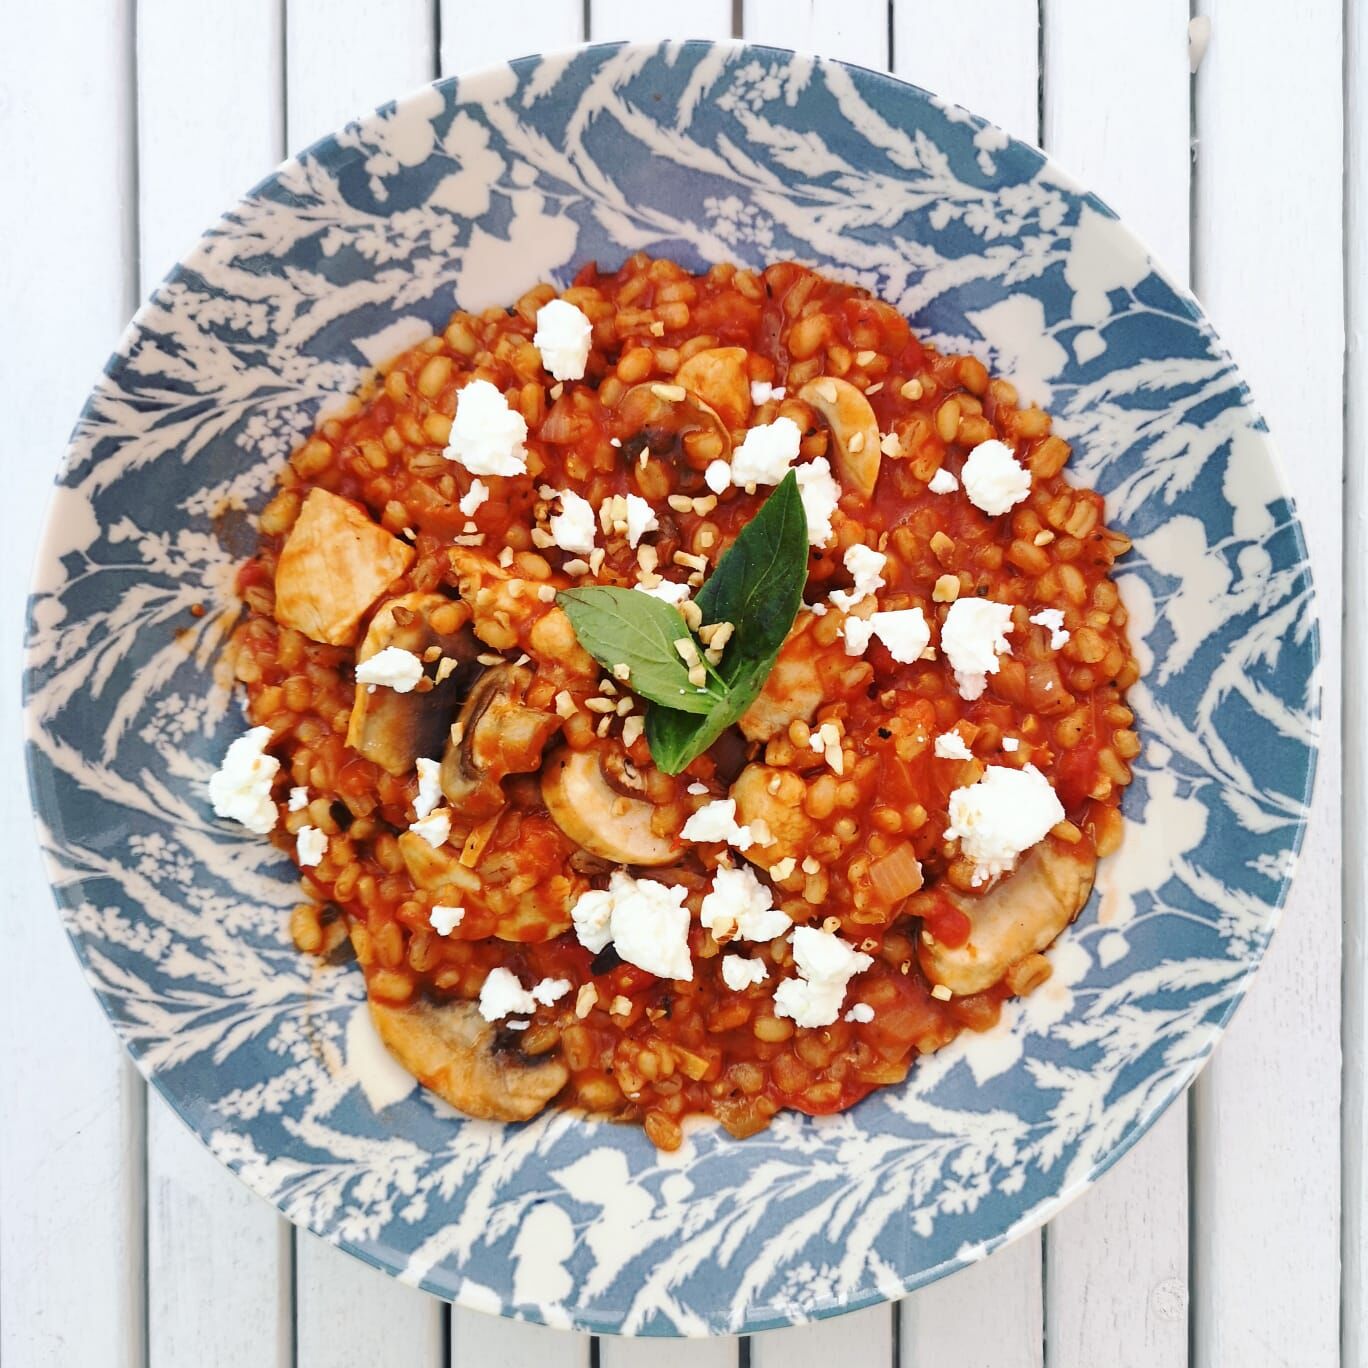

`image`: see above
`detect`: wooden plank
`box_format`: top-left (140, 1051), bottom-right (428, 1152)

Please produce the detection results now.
top-left (296, 1232), bottom-right (446, 1366)
top-left (285, 0), bottom-right (435, 152)
top-left (744, 0), bottom-right (890, 67)
top-left (440, 0), bottom-right (583, 76)
top-left (889, 10), bottom-right (1045, 1364)
top-left (598, 1335), bottom-right (743, 1368)
top-left (136, 0), bottom-right (284, 289)
top-left (0, 3), bottom-right (145, 1366)
top-left (902, 1238), bottom-right (1043, 1368)
top-left (751, 1308), bottom-right (895, 1368)
top-left (134, 9), bottom-right (295, 1365)
top-left (1343, 1), bottom-right (1367, 1362)
top-left (1039, 7), bottom-right (1191, 1366)
top-left (892, 0), bottom-right (1039, 144)
top-left (450, 1311), bottom-right (593, 1368)
top-left (147, 1099), bottom-right (293, 1367)
top-left (1189, 2), bottom-right (1343, 1366)
top-left (589, 0), bottom-right (734, 44)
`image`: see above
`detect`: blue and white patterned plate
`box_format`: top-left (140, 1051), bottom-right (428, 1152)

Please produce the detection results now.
top-left (24, 42), bottom-right (1318, 1336)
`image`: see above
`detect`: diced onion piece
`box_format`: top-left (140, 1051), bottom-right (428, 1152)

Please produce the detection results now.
top-left (867, 842), bottom-right (924, 905)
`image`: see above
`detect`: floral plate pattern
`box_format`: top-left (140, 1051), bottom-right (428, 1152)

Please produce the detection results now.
top-left (24, 42), bottom-right (1318, 1336)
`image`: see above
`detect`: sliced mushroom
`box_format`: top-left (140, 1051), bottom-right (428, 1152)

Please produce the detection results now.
top-left (730, 763), bottom-right (816, 872)
top-left (674, 347), bottom-right (752, 429)
top-left (799, 377), bottom-right (882, 498)
top-left (368, 995), bottom-right (567, 1123)
top-left (274, 488), bottom-right (415, 646)
top-left (541, 747), bottom-right (682, 867)
top-left (616, 381), bottom-right (732, 471)
top-left (346, 593), bottom-right (481, 775)
top-left (919, 842), bottom-right (1097, 997)
top-left (442, 664), bottom-right (563, 821)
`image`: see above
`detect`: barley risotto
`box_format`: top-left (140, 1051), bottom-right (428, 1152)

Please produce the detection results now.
top-left (215, 255), bottom-right (1137, 1150)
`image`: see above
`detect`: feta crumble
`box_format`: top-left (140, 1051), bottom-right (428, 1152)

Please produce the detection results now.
top-left (287, 785), bottom-right (309, 812)
top-left (721, 956), bottom-right (769, 991)
top-left (945, 764), bottom-right (1065, 886)
top-left (773, 926), bottom-right (873, 1028)
top-left (1002, 736), bottom-right (1021, 753)
top-left (531, 976), bottom-right (573, 1006)
top-left (414, 757), bottom-right (443, 820)
top-left (478, 966), bottom-right (537, 1021)
top-left (962, 438), bottom-right (1030, 516)
top-left (458, 479), bottom-right (489, 518)
top-left (928, 467), bottom-right (959, 495)
top-left (704, 459), bottom-right (732, 494)
top-left (843, 606), bottom-right (932, 663)
top-left (568, 871), bottom-right (693, 980)
top-left (296, 825), bottom-right (327, 867)
top-left (828, 543), bottom-right (887, 612)
top-left (635, 579), bottom-right (691, 606)
top-left (795, 457), bottom-right (840, 547)
top-left (548, 488), bottom-right (597, 555)
top-left (941, 597), bottom-right (1015, 700)
top-left (355, 646), bottom-right (425, 693)
top-left (533, 298), bottom-right (594, 381)
top-left (934, 730), bottom-right (975, 761)
top-left (700, 864), bottom-right (792, 943)
top-left (208, 727), bottom-right (280, 834)
top-left (408, 808), bottom-right (452, 849)
top-left (429, 904), bottom-right (465, 936)
top-left (1030, 607), bottom-right (1071, 649)
top-left (444, 378), bottom-right (528, 477)
top-left (749, 380), bottom-right (786, 405)
top-left (844, 1002), bottom-right (875, 1024)
top-left (730, 415), bottom-right (802, 487)
top-left (680, 798), bottom-right (753, 850)
top-left (624, 493), bottom-right (659, 548)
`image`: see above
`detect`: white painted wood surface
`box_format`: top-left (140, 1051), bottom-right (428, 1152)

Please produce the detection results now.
top-left (1, 4), bottom-right (1353, 1367)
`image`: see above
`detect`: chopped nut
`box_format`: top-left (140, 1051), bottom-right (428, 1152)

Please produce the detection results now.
top-left (476, 652), bottom-right (504, 666)
top-left (575, 983), bottom-right (598, 1018)
top-left (650, 382), bottom-right (686, 403)
top-left (1034, 530), bottom-right (1056, 547)
top-left (770, 856), bottom-right (797, 880)
top-left (687, 664), bottom-right (707, 687)
top-left (668, 494), bottom-right (694, 513)
top-left (900, 378), bottom-right (923, 401)
top-left (930, 530), bottom-right (955, 562)
top-left (434, 657), bottom-right (457, 683)
top-left (531, 526), bottom-right (556, 549)
top-left (680, 601), bottom-right (703, 630)
top-left (622, 715), bottom-right (644, 747)
top-left (612, 662), bottom-right (632, 682)
top-left (673, 637), bottom-right (701, 667)
top-left (674, 550), bottom-right (708, 571)
top-left (549, 382), bottom-right (564, 400)
top-left (536, 584), bottom-right (557, 602)
top-left (855, 349), bottom-right (877, 367)
top-left (637, 544), bottom-right (659, 572)
top-left (866, 381), bottom-right (884, 395)
top-left (584, 697), bottom-right (616, 714)
top-left (931, 983), bottom-right (953, 1001)
top-left (610, 994), bottom-right (633, 1016)
top-left (847, 430), bottom-right (866, 454)
top-left (616, 697), bottom-right (635, 716)
top-left (596, 715), bottom-right (612, 736)
top-left (880, 431), bottom-right (902, 457)
top-left (498, 545), bottom-right (515, 568)
top-left (932, 573), bottom-right (961, 603)
top-left (801, 856), bottom-right (821, 875)
top-left (822, 915), bottom-right (841, 934)
top-left (692, 494), bottom-right (718, 515)
top-left (650, 320), bottom-right (665, 337)
top-left (554, 690), bottom-right (577, 718)
top-left (561, 558), bottom-right (589, 577)
top-left (589, 548), bottom-right (606, 575)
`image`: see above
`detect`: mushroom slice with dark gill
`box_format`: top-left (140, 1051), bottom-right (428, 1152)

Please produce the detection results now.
top-left (541, 746), bottom-right (683, 867)
top-left (918, 842), bottom-right (1097, 997)
top-left (368, 996), bottom-right (567, 1123)
top-left (441, 663), bottom-right (563, 821)
top-left (798, 376), bottom-right (882, 498)
top-left (346, 592), bottom-right (481, 775)
top-left (616, 381), bottom-right (732, 470)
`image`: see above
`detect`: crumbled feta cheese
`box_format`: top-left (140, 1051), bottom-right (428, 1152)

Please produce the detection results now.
top-left (444, 378), bottom-right (528, 477)
top-left (730, 415), bottom-right (802, 487)
top-left (928, 467), bottom-right (959, 495)
top-left (828, 543), bottom-right (887, 612)
top-left (533, 298), bottom-right (594, 381)
top-left (843, 615), bottom-right (875, 657)
top-left (287, 785), bottom-right (309, 812)
top-left (749, 380), bottom-right (786, 405)
top-left (408, 808), bottom-right (452, 849)
top-left (941, 598), bottom-right (1015, 700)
top-left (1030, 607), bottom-right (1070, 649)
top-left (429, 904), bottom-right (465, 935)
top-left (531, 976), bottom-right (573, 1006)
top-left (795, 457), bottom-right (840, 547)
top-left (945, 764), bottom-right (1065, 886)
top-left (704, 459), bottom-right (732, 494)
top-left (624, 494), bottom-right (659, 548)
top-left (355, 646), bottom-right (425, 693)
top-left (458, 478), bottom-right (489, 517)
top-left (934, 730), bottom-right (975, 761)
top-left (773, 926), bottom-right (873, 1028)
top-left (296, 825), bottom-right (327, 867)
top-left (478, 966), bottom-right (538, 1021)
top-left (680, 798), bottom-right (753, 850)
top-left (208, 727), bottom-right (280, 834)
top-left (843, 607), bottom-right (932, 663)
top-left (700, 864), bottom-right (792, 943)
top-left (569, 871), bottom-right (693, 979)
top-left (961, 438), bottom-right (1030, 516)
top-left (1002, 736), bottom-right (1020, 752)
top-left (569, 886), bottom-right (615, 953)
top-left (721, 955), bottom-right (769, 991)
top-left (687, 782), bottom-right (710, 796)
top-left (844, 1002), bottom-right (875, 1024)
top-left (635, 579), bottom-right (691, 606)
top-left (414, 756), bottom-right (442, 819)
top-left (548, 488), bottom-right (597, 555)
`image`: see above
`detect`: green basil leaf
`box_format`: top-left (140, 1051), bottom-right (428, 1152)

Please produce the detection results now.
top-left (646, 471), bottom-right (809, 773)
top-left (556, 586), bottom-right (725, 715)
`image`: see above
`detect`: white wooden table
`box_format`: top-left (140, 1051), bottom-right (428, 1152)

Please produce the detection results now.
top-left (1, 2), bottom-right (1356, 1364)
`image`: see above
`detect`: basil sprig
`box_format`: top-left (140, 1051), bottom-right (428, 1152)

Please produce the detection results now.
top-left (557, 471), bottom-right (809, 774)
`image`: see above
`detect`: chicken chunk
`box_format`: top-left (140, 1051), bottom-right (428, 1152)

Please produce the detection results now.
top-left (274, 488), bottom-right (414, 646)
top-left (730, 763), bottom-right (816, 873)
